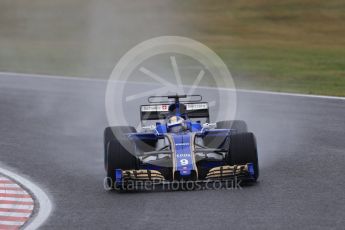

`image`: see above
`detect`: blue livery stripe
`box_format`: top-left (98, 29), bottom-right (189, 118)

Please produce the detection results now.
top-left (172, 134), bottom-right (194, 176)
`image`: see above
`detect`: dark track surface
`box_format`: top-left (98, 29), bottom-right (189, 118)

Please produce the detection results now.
top-left (0, 74), bottom-right (344, 229)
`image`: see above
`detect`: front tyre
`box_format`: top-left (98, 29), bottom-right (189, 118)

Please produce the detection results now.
top-left (105, 127), bottom-right (138, 189)
top-left (227, 132), bottom-right (259, 180)
top-left (104, 126), bottom-right (136, 170)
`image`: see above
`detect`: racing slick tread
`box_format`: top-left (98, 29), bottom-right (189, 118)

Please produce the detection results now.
top-left (227, 132), bottom-right (259, 180)
top-left (106, 127), bottom-right (138, 188)
top-left (104, 126), bottom-right (136, 170)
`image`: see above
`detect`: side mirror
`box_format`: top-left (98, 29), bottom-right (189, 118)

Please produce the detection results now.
top-left (141, 125), bottom-right (156, 132)
top-left (202, 123), bottom-right (217, 129)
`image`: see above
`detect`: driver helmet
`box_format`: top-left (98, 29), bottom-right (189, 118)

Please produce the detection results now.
top-left (167, 116), bottom-right (186, 133)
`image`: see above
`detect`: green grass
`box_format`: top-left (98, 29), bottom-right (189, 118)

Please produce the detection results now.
top-left (187, 0), bottom-right (345, 96)
top-left (220, 45), bottom-right (345, 96)
top-left (1, 0), bottom-right (344, 96)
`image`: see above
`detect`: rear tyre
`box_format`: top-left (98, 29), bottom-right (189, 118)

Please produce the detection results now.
top-left (227, 132), bottom-right (259, 180)
top-left (104, 126), bottom-right (136, 170)
top-left (216, 120), bottom-right (248, 133)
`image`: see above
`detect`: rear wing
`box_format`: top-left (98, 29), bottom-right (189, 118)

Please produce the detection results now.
top-left (140, 102), bottom-right (210, 122)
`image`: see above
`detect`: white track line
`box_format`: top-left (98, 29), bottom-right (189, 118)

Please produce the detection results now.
top-left (1, 71), bottom-right (345, 101)
top-left (0, 71), bottom-right (104, 82)
top-left (0, 167), bottom-right (52, 230)
top-left (236, 89), bottom-right (345, 101)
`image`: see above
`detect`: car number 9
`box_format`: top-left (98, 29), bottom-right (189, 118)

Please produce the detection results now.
top-left (180, 159), bottom-right (189, 166)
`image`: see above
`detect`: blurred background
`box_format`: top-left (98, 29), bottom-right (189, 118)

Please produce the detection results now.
top-left (1, 0), bottom-right (344, 96)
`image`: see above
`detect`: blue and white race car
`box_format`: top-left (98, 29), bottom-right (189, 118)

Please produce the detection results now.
top-left (104, 95), bottom-right (259, 191)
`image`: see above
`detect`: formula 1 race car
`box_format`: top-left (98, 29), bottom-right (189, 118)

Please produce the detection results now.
top-left (104, 95), bottom-right (259, 191)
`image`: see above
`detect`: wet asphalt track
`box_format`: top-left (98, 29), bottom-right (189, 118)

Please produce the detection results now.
top-left (0, 73), bottom-right (344, 229)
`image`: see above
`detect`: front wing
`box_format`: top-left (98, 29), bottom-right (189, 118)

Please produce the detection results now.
top-left (112, 163), bottom-right (256, 190)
